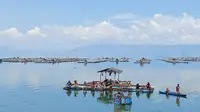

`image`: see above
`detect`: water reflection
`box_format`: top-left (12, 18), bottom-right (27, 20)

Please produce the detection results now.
top-left (83, 90), bottom-right (87, 97)
top-left (162, 94), bottom-right (183, 107)
top-left (66, 90), bottom-right (80, 97)
top-left (64, 90), bottom-right (155, 111)
top-left (114, 104), bottom-right (132, 112)
top-left (116, 61), bottom-right (119, 65)
top-left (176, 97), bottom-right (180, 107)
top-left (0, 63), bottom-right (200, 112)
top-left (91, 90), bottom-right (95, 97)
top-left (65, 90), bottom-right (134, 111)
top-left (136, 92), bottom-right (140, 98)
top-left (65, 90), bottom-right (153, 99)
top-left (97, 91), bottom-right (113, 104)
top-left (146, 92), bottom-right (152, 99)
top-left (66, 90), bottom-right (91, 97)
top-left (66, 90), bottom-right (72, 97)
top-left (98, 91), bottom-right (133, 112)
top-left (82, 61), bottom-right (119, 66)
top-left (134, 63), bottom-right (150, 67)
top-left (135, 92), bottom-right (152, 99)
top-left (74, 90), bottom-right (78, 97)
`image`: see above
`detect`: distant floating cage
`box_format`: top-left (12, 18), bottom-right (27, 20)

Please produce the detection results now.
top-left (134, 60), bottom-right (151, 64)
top-left (134, 58), bottom-right (152, 64)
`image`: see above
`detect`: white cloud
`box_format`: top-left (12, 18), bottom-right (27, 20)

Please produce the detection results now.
top-left (0, 28), bottom-right (23, 37)
top-left (27, 27), bottom-right (47, 37)
top-left (110, 13), bottom-right (137, 20)
top-left (0, 13), bottom-right (200, 50)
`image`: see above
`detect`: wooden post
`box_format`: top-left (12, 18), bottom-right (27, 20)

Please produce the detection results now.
top-left (114, 72), bottom-right (116, 81)
top-left (118, 73), bottom-right (119, 81)
top-left (100, 73), bottom-right (101, 82)
top-left (105, 71), bottom-right (107, 79)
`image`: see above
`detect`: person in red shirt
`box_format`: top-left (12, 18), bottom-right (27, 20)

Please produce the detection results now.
top-left (146, 82), bottom-right (151, 90)
top-left (100, 81), bottom-right (103, 87)
top-left (92, 81), bottom-right (95, 88)
top-left (176, 84), bottom-right (180, 94)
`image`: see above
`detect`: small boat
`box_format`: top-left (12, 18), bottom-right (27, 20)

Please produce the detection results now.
top-left (134, 58), bottom-right (151, 64)
top-left (113, 93), bottom-right (132, 105)
top-left (159, 58), bottom-right (189, 64)
top-left (129, 88), bottom-right (154, 93)
top-left (159, 91), bottom-right (187, 98)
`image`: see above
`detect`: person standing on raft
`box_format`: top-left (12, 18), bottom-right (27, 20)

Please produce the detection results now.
top-left (146, 82), bottom-right (151, 90)
top-left (176, 84), bottom-right (180, 94)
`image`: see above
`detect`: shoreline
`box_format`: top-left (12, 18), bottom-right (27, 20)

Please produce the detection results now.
top-left (0, 57), bottom-right (200, 64)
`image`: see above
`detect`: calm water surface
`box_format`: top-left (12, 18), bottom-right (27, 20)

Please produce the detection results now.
top-left (0, 61), bottom-right (200, 112)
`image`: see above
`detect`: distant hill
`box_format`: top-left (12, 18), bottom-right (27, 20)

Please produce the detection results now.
top-left (0, 44), bottom-right (200, 58)
top-left (0, 47), bottom-right (66, 57)
top-left (66, 44), bottom-right (200, 58)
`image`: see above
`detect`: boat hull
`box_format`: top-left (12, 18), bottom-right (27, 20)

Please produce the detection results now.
top-left (63, 86), bottom-right (154, 93)
top-left (159, 91), bottom-right (187, 98)
top-left (129, 88), bottom-right (154, 93)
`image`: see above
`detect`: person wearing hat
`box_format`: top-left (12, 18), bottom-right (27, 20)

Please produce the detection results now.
top-left (136, 82), bottom-right (140, 90)
top-left (66, 80), bottom-right (72, 88)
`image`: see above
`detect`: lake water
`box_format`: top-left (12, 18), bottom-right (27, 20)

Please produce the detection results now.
top-left (0, 60), bottom-right (200, 112)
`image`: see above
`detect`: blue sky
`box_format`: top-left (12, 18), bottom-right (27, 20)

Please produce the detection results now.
top-left (1, 0), bottom-right (200, 51)
top-left (1, 0), bottom-right (200, 29)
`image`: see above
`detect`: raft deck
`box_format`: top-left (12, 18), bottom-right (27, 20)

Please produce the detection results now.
top-left (63, 85), bottom-right (154, 93)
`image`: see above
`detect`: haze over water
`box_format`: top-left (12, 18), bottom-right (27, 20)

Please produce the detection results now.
top-left (0, 60), bottom-right (200, 112)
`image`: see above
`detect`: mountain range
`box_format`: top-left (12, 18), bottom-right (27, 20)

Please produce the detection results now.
top-left (0, 45), bottom-right (199, 58)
